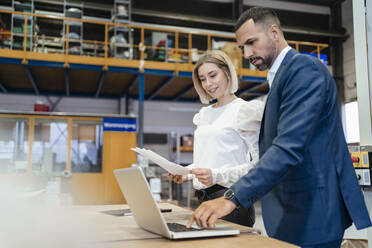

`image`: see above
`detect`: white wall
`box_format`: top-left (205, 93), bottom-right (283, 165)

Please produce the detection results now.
top-left (129, 99), bottom-right (202, 135)
top-left (343, 0), bottom-right (357, 102)
top-left (0, 93), bottom-right (120, 114)
top-left (0, 93), bottom-right (202, 135)
top-left (128, 99), bottom-right (202, 164)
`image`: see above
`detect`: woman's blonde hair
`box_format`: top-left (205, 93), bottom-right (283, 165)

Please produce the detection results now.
top-left (192, 50), bottom-right (239, 104)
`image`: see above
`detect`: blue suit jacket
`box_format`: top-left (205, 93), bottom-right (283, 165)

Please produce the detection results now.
top-left (231, 49), bottom-right (371, 246)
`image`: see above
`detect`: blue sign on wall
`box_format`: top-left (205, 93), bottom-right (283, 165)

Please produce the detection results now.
top-left (103, 118), bottom-right (137, 132)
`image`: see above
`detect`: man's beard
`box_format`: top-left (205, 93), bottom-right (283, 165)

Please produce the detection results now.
top-left (249, 56), bottom-right (271, 71)
top-left (249, 42), bottom-right (277, 71)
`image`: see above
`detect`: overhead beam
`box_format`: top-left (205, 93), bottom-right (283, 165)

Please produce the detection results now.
top-left (16, 0), bottom-right (344, 38)
top-left (173, 84), bottom-right (194, 101)
top-left (95, 71), bottom-right (107, 97)
top-left (0, 78), bottom-right (8, 93)
top-left (132, 10), bottom-right (345, 38)
top-left (147, 76), bottom-right (174, 100)
top-left (241, 94), bottom-right (264, 102)
top-left (239, 92), bottom-right (266, 99)
top-left (243, 0), bottom-right (330, 15)
top-left (65, 68), bottom-right (70, 97)
top-left (51, 97), bottom-right (62, 112)
top-left (122, 74), bottom-right (139, 96)
top-left (0, 83), bottom-right (7, 93)
top-left (237, 81), bottom-right (269, 96)
top-left (133, 8), bottom-right (235, 26)
top-left (233, 0), bottom-right (243, 19)
top-left (24, 66), bottom-right (40, 95)
top-left (331, 0), bottom-right (346, 6)
top-left (45, 96), bottom-right (63, 112)
top-left (283, 26), bottom-right (345, 38)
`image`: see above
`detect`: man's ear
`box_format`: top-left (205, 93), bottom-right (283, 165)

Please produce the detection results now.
top-left (269, 24), bottom-right (280, 41)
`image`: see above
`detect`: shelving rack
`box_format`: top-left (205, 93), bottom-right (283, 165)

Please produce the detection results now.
top-left (11, 0), bottom-right (34, 50)
top-left (109, 0), bottom-right (132, 59)
top-left (63, 0), bottom-right (83, 55)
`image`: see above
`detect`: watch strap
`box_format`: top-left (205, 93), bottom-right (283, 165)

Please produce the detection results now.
top-left (230, 195), bottom-right (240, 207)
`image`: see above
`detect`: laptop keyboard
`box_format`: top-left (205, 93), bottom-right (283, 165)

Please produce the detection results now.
top-left (167, 223), bottom-right (202, 232)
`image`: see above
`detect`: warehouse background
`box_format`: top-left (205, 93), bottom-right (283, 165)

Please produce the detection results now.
top-left (0, 0), bottom-right (358, 133)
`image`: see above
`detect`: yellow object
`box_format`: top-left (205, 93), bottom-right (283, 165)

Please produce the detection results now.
top-left (351, 151), bottom-right (370, 168)
top-left (221, 42), bottom-right (242, 70)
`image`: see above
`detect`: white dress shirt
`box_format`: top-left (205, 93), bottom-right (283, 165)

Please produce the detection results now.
top-left (267, 46), bottom-right (292, 87)
top-left (188, 98), bottom-right (265, 190)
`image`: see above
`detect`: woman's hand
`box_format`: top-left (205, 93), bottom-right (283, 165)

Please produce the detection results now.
top-left (168, 173), bottom-right (188, 184)
top-left (191, 168), bottom-right (213, 186)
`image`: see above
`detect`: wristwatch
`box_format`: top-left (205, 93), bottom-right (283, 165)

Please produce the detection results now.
top-left (224, 189), bottom-right (240, 207)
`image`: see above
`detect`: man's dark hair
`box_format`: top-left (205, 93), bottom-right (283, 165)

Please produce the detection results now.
top-left (234, 7), bottom-right (281, 32)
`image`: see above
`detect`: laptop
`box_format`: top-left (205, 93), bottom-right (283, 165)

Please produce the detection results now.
top-left (113, 167), bottom-right (240, 239)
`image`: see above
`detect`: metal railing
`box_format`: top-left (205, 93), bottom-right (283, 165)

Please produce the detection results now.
top-left (0, 9), bottom-right (329, 71)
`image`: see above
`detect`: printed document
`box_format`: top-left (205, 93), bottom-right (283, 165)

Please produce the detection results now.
top-left (131, 147), bottom-right (190, 175)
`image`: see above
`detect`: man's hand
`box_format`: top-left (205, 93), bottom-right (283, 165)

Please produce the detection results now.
top-left (191, 168), bottom-right (213, 186)
top-left (168, 173), bottom-right (187, 184)
top-left (187, 197), bottom-right (236, 228)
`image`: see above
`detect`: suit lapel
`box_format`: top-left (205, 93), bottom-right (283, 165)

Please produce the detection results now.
top-left (259, 49), bottom-right (297, 156)
top-left (267, 48), bottom-right (297, 100)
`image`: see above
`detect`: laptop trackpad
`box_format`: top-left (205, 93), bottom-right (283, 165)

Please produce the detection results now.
top-left (167, 222), bottom-right (203, 232)
top-left (168, 221), bottom-right (237, 234)
top-left (172, 220), bottom-right (203, 229)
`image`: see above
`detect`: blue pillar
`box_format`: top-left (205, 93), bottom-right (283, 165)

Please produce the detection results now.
top-left (138, 73), bottom-right (144, 148)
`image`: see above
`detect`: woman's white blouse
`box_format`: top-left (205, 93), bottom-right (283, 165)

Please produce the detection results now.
top-left (188, 98), bottom-right (265, 190)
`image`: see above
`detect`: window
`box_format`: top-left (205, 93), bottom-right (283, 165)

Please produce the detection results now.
top-left (71, 120), bottom-right (103, 173)
top-left (0, 117), bottom-right (29, 173)
top-left (32, 119), bottom-right (68, 175)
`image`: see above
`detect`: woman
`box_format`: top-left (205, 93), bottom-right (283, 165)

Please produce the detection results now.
top-left (169, 50), bottom-right (264, 227)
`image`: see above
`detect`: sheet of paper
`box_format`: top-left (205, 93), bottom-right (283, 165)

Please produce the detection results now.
top-left (131, 147), bottom-right (190, 175)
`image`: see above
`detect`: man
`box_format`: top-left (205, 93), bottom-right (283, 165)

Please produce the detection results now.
top-left (187, 7), bottom-right (371, 248)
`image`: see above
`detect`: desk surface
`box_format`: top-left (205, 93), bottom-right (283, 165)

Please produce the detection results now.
top-left (0, 201), bottom-right (299, 248)
top-left (59, 203), bottom-right (299, 248)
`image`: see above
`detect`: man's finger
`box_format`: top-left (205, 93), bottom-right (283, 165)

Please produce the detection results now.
top-left (193, 204), bottom-right (208, 227)
top-left (194, 212), bottom-right (202, 227)
top-left (199, 208), bottom-right (212, 228)
top-left (207, 214), bottom-right (218, 228)
top-left (187, 214), bottom-right (196, 228)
